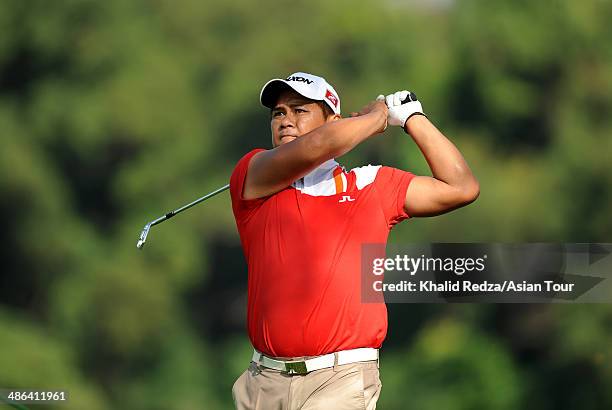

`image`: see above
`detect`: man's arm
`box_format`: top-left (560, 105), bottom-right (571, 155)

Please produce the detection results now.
top-left (243, 100), bottom-right (387, 200)
top-left (382, 90), bottom-right (479, 217)
top-left (403, 115), bottom-right (480, 217)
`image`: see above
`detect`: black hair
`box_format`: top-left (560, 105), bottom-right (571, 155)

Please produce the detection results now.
top-left (317, 101), bottom-right (335, 118)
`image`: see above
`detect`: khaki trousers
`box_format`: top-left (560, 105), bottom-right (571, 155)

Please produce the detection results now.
top-left (232, 359), bottom-right (381, 410)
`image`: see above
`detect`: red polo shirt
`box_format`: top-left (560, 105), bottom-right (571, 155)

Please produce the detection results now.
top-left (230, 149), bottom-right (414, 357)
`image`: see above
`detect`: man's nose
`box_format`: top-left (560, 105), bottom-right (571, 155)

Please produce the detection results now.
top-left (280, 113), bottom-right (295, 128)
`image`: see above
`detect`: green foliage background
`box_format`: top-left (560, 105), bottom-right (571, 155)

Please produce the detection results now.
top-left (1, 0), bottom-right (611, 408)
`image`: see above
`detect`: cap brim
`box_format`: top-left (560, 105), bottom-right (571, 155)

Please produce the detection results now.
top-left (260, 79), bottom-right (294, 109)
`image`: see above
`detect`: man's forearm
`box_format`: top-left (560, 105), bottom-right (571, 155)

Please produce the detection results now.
top-left (244, 107), bottom-right (386, 200)
top-left (264, 110), bottom-right (386, 184)
top-left (301, 110), bottom-right (386, 163)
top-left (404, 115), bottom-right (478, 190)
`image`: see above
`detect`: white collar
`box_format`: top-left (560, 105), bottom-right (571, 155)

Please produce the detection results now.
top-left (292, 159), bottom-right (343, 196)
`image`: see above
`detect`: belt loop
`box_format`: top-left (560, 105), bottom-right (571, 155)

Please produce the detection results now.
top-left (257, 351), bottom-right (265, 370)
top-left (333, 352), bottom-right (340, 372)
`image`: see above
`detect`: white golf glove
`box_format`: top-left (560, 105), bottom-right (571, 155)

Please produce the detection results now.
top-left (377, 90), bottom-right (425, 127)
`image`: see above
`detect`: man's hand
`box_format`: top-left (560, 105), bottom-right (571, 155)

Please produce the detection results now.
top-left (350, 98), bottom-right (388, 133)
top-left (383, 90), bottom-right (424, 127)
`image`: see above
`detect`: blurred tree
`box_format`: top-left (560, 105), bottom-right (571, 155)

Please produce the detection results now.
top-left (0, 0), bottom-right (610, 408)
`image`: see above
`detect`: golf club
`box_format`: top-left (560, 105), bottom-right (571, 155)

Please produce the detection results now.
top-left (136, 183), bottom-right (230, 249)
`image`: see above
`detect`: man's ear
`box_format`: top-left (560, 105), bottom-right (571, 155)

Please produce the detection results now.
top-left (327, 113), bottom-right (342, 122)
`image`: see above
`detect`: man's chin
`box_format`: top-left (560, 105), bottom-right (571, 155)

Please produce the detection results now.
top-left (279, 136), bottom-right (297, 144)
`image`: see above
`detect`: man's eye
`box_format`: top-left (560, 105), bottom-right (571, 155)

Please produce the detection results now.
top-left (272, 111), bottom-right (284, 117)
top-left (295, 108), bottom-right (307, 113)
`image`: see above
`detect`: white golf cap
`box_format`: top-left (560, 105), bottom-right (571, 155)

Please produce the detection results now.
top-left (260, 72), bottom-right (341, 114)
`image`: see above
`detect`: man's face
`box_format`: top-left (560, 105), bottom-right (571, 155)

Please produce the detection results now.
top-left (270, 89), bottom-right (336, 147)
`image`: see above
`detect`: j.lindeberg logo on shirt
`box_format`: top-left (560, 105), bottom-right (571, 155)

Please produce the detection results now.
top-left (339, 195), bottom-right (355, 203)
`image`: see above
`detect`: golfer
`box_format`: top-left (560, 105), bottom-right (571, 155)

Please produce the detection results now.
top-left (230, 72), bottom-right (479, 409)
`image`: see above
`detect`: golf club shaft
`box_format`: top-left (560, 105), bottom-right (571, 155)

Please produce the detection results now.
top-left (152, 183), bottom-right (230, 227)
top-left (137, 183), bottom-right (229, 249)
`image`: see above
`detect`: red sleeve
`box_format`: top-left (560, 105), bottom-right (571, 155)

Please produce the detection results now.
top-left (230, 148), bottom-right (267, 223)
top-left (373, 166), bottom-right (415, 228)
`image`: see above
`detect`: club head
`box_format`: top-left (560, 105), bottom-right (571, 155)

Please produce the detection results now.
top-left (136, 222), bottom-right (152, 249)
